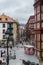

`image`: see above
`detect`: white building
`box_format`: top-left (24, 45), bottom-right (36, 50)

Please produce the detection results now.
top-left (0, 14), bottom-right (19, 46)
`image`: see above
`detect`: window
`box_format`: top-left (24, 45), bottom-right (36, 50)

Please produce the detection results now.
top-left (37, 6), bottom-right (40, 13)
top-left (41, 13), bottom-right (43, 20)
top-left (37, 14), bottom-right (40, 21)
top-left (34, 8), bottom-right (36, 14)
top-left (42, 52), bottom-right (43, 57)
top-left (34, 24), bottom-right (36, 29)
top-left (37, 23), bottom-right (40, 28)
top-left (42, 42), bottom-right (43, 49)
top-left (3, 29), bottom-right (5, 33)
top-left (3, 24), bottom-right (5, 28)
top-left (3, 35), bottom-right (5, 39)
top-left (37, 34), bottom-right (40, 41)
top-left (37, 42), bottom-right (40, 49)
top-left (7, 23), bottom-right (13, 28)
top-left (41, 34), bottom-right (43, 41)
top-left (35, 34), bottom-right (36, 41)
top-left (41, 23), bottom-right (43, 28)
top-left (41, 5), bottom-right (43, 12)
top-left (35, 16), bottom-right (36, 22)
top-left (5, 18), bottom-right (7, 20)
top-left (0, 18), bottom-right (1, 20)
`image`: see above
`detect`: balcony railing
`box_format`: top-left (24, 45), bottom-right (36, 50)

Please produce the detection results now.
top-left (8, 36), bottom-right (13, 41)
top-left (8, 27), bottom-right (13, 29)
top-left (6, 29), bottom-right (13, 35)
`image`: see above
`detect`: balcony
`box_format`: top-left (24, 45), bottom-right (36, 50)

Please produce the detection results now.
top-left (6, 29), bottom-right (13, 35)
top-left (7, 23), bottom-right (13, 29)
top-left (8, 26), bottom-right (13, 29)
top-left (9, 31), bottom-right (13, 35)
top-left (8, 36), bottom-right (13, 41)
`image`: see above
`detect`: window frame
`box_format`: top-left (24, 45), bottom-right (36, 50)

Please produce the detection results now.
top-left (3, 23), bottom-right (5, 28)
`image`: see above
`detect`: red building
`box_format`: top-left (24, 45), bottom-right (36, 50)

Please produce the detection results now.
top-left (28, 16), bottom-right (35, 44)
top-left (34, 0), bottom-right (43, 60)
top-left (26, 15), bottom-right (35, 43)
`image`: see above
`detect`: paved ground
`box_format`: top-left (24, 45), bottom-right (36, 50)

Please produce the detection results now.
top-left (9, 44), bottom-right (39, 65)
top-left (0, 44), bottom-right (39, 65)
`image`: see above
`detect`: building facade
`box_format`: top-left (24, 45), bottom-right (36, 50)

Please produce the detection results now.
top-left (34, 0), bottom-right (43, 60)
top-left (0, 14), bottom-right (19, 46)
top-left (25, 15), bottom-right (35, 43)
top-left (18, 24), bottom-right (25, 41)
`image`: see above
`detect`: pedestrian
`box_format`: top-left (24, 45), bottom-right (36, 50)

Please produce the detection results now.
top-left (10, 50), bottom-right (12, 56)
top-left (36, 64), bottom-right (39, 65)
top-left (1, 50), bottom-right (2, 57)
top-left (10, 46), bottom-right (12, 49)
top-left (0, 60), bottom-right (2, 65)
top-left (22, 42), bottom-right (23, 45)
top-left (22, 60), bottom-right (28, 65)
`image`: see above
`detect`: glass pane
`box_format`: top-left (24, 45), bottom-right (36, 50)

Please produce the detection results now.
top-left (35, 34), bottom-right (36, 41)
top-left (42, 42), bottom-right (43, 49)
top-left (35, 16), bottom-right (36, 22)
top-left (37, 34), bottom-right (40, 41)
top-left (34, 8), bottom-right (36, 14)
top-left (37, 51), bottom-right (40, 57)
top-left (3, 23), bottom-right (5, 28)
top-left (41, 34), bottom-right (43, 41)
top-left (3, 35), bottom-right (5, 39)
top-left (30, 24), bottom-right (34, 28)
top-left (37, 14), bottom-right (40, 21)
top-left (37, 6), bottom-right (40, 13)
top-left (41, 13), bottom-right (43, 20)
top-left (34, 24), bottom-right (36, 29)
top-left (42, 52), bottom-right (43, 57)
top-left (37, 42), bottom-right (40, 49)
top-left (37, 23), bottom-right (40, 28)
top-left (41, 23), bottom-right (43, 28)
top-left (3, 29), bottom-right (5, 33)
top-left (41, 5), bottom-right (43, 12)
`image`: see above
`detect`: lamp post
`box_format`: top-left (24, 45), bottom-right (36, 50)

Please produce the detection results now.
top-left (5, 30), bottom-right (9, 65)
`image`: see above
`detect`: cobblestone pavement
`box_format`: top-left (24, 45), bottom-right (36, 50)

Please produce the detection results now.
top-left (9, 44), bottom-right (39, 65)
top-left (0, 44), bottom-right (39, 65)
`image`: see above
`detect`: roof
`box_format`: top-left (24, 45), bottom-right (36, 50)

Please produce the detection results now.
top-left (24, 45), bottom-right (34, 48)
top-left (26, 15), bottom-right (35, 26)
top-left (0, 14), bottom-right (18, 23)
top-left (30, 15), bottom-right (35, 19)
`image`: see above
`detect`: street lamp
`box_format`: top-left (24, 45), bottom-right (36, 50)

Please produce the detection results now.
top-left (5, 30), bottom-right (9, 65)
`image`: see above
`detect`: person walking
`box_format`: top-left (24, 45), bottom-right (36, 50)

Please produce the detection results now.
top-left (1, 50), bottom-right (2, 57)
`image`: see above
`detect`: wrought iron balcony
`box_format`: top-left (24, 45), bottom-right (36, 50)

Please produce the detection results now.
top-left (6, 29), bottom-right (13, 35)
top-left (8, 26), bottom-right (13, 29)
top-left (8, 36), bottom-right (14, 41)
top-left (9, 33), bottom-right (13, 35)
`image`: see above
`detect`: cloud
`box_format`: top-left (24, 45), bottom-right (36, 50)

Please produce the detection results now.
top-left (0, 0), bottom-right (34, 24)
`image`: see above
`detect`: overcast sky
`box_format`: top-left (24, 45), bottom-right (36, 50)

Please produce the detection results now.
top-left (0, 0), bottom-right (34, 24)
